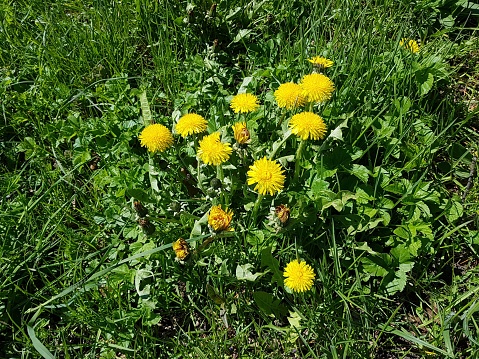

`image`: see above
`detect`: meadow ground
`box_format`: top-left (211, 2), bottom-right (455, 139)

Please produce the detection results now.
top-left (1, 1), bottom-right (479, 358)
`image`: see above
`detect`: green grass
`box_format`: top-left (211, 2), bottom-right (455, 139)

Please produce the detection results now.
top-left (1, 0), bottom-right (479, 358)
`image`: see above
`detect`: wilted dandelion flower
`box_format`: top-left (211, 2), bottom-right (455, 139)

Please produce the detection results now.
top-left (197, 132), bottom-right (232, 165)
top-left (274, 83), bottom-right (306, 109)
top-left (300, 73), bottom-right (335, 103)
top-left (173, 238), bottom-right (190, 260)
top-left (308, 56), bottom-right (334, 69)
top-left (208, 205), bottom-right (233, 232)
top-left (232, 122), bottom-right (250, 144)
top-left (230, 93), bottom-right (260, 114)
top-left (175, 113), bottom-right (208, 137)
top-left (399, 38), bottom-right (420, 53)
top-left (139, 124), bottom-right (174, 153)
top-left (289, 111), bottom-right (327, 140)
top-left (275, 204), bottom-right (290, 224)
top-left (247, 157), bottom-right (286, 196)
top-left (283, 259), bottom-right (315, 292)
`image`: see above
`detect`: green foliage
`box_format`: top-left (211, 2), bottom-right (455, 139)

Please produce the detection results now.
top-left (1, 0), bottom-right (478, 358)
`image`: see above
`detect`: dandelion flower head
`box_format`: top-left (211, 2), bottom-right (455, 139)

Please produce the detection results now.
top-left (274, 82), bottom-right (306, 109)
top-left (284, 259), bottom-right (315, 292)
top-left (139, 124), bottom-right (174, 153)
top-left (247, 157), bottom-right (286, 196)
top-left (175, 113), bottom-right (208, 137)
top-left (232, 122), bottom-right (250, 144)
top-left (399, 38), bottom-right (420, 53)
top-left (197, 132), bottom-right (232, 166)
top-left (173, 238), bottom-right (190, 260)
top-left (308, 56), bottom-right (334, 69)
top-left (230, 93), bottom-right (260, 114)
top-left (289, 111), bottom-right (327, 140)
top-left (300, 73), bottom-right (335, 103)
top-left (208, 205), bottom-right (233, 232)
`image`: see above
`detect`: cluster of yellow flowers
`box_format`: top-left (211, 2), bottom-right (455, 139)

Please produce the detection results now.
top-left (139, 55), bottom-right (340, 293)
top-left (399, 38), bottom-right (420, 54)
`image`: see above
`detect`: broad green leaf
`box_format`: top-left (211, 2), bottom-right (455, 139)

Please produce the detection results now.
top-left (327, 119), bottom-right (348, 141)
top-left (135, 269), bottom-right (153, 297)
top-left (383, 269), bottom-right (406, 295)
top-left (207, 284), bottom-right (225, 305)
top-left (350, 164), bottom-right (370, 183)
top-left (237, 76), bottom-right (253, 94)
top-left (447, 200), bottom-right (463, 223)
top-left (391, 245), bottom-right (412, 264)
top-left (416, 70), bottom-right (434, 95)
top-left (236, 263), bottom-right (262, 281)
top-left (261, 247), bottom-right (283, 286)
top-left (253, 291), bottom-right (287, 318)
top-left (394, 226), bottom-right (410, 240)
top-left (233, 29), bottom-right (252, 43)
top-left (362, 254), bottom-right (392, 277)
top-left (287, 311), bottom-right (302, 328)
top-left (73, 150), bottom-right (91, 165)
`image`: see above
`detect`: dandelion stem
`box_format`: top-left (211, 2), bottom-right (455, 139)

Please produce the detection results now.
top-left (277, 111), bottom-right (287, 127)
top-left (269, 130), bottom-right (292, 160)
top-left (251, 194), bottom-right (264, 225)
top-left (217, 164), bottom-right (225, 204)
top-left (293, 139), bottom-right (306, 182)
top-left (216, 164), bottom-right (224, 182)
top-left (194, 137), bottom-right (206, 194)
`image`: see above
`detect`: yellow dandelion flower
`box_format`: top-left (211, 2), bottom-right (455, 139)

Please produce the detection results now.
top-left (175, 113), bottom-right (208, 137)
top-left (208, 205), bottom-right (233, 232)
top-left (247, 157), bottom-right (286, 196)
top-left (283, 259), bottom-right (315, 293)
top-left (232, 122), bottom-right (250, 145)
top-left (173, 238), bottom-right (190, 260)
top-left (399, 38), bottom-right (420, 53)
top-left (274, 82), bottom-right (306, 109)
top-left (307, 56), bottom-right (334, 69)
top-left (139, 124), bottom-right (174, 153)
top-left (230, 93), bottom-right (260, 114)
top-left (300, 73), bottom-right (335, 103)
top-left (289, 111), bottom-right (327, 140)
top-left (197, 132), bottom-right (232, 165)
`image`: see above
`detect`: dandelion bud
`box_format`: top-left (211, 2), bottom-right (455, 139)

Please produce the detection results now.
top-left (210, 177), bottom-right (222, 189)
top-left (133, 200), bottom-right (149, 218)
top-left (232, 122), bottom-right (250, 145)
top-left (138, 218), bottom-right (155, 235)
top-left (275, 205), bottom-right (290, 225)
